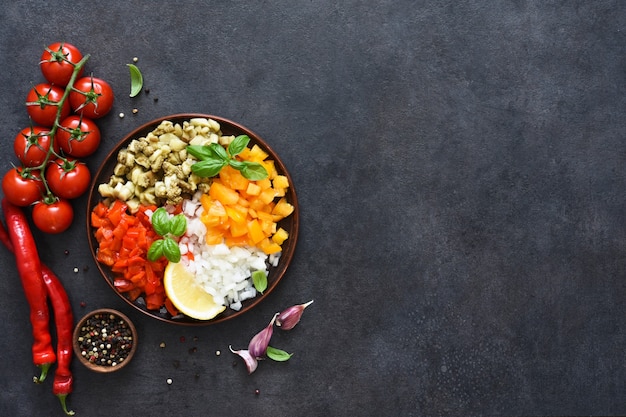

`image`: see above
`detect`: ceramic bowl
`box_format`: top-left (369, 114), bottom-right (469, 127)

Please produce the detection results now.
top-left (86, 114), bottom-right (299, 325)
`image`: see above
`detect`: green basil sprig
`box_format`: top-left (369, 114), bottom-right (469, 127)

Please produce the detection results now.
top-left (187, 135), bottom-right (268, 180)
top-left (147, 207), bottom-right (187, 263)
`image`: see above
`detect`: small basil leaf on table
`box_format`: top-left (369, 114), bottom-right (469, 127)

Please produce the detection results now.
top-left (127, 64), bottom-right (143, 97)
top-left (266, 346), bottom-right (293, 361)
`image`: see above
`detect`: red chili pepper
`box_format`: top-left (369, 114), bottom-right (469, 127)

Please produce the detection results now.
top-left (0, 217), bottom-right (13, 249)
top-left (0, 203), bottom-right (75, 415)
top-left (1, 199), bottom-right (56, 382)
top-left (41, 266), bottom-right (75, 416)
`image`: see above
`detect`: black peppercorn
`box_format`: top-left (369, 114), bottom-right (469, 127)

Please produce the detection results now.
top-left (77, 312), bottom-right (134, 367)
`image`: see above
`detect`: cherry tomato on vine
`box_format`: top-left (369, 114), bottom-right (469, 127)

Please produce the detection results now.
top-left (56, 115), bottom-right (101, 157)
top-left (26, 83), bottom-right (70, 127)
top-left (32, 198), bottom-right (74, 234)
top-left (13, 126), bottom-right (58, 167)
top-left (1, 168), bottom-right (45, 207)
top-left (46, 158), bottom-right (91, 200)
top-left (40, 42), bottom-right (84, 86)
top-left (69, 76), bottom-right (114, 119)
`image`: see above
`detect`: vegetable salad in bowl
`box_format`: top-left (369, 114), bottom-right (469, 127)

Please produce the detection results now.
top-left (87, 114), bottom-right (298, 325)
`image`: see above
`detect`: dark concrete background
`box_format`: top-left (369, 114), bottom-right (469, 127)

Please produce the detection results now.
top-left (0, 1), bottom-right (625, 416)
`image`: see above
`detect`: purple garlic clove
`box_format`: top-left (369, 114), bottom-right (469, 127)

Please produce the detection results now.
top-left (229, 346), bottom-right (258, 374)
top-left (276, 300), bottom-right (314, 330)
top-left (248, 313), bottom-right (278, 359)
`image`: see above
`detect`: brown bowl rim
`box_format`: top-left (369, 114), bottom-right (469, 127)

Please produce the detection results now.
top-left (72, 308), bottom-right (138, 373)
top-left (86, 113), bottom-right (300, 326)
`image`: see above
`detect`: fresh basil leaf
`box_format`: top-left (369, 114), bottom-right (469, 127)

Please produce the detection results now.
top-left (127, 64), bottom-right (143, 98)
top-left (210, 142), bottom-right (229, 161)
top-left (191, 159), bottom-right (226, 178)
top-left (147, 239), bottom-right (164, 262)
top-left (187, 145), bottom-right (217, 161)
top-left (266, 346), bottom-right (293, 362)
top-left (163, 237), bottom-right (181, 263)
top-left (228, 135), bottom-right (250, 157)
top-left (151, 207), bottom-right (171, 236)
top-left (228, 159), bottom-right (246, 170)
top-left (170, 214), bottom-right (187, 237)
top-left (240, 162), bottom-right (268, 180)
top-left (252, 270), bottom-right (268, 293)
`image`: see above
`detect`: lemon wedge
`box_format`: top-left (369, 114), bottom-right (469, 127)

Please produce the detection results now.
top-left (163, 261), bottom-right (226, 320)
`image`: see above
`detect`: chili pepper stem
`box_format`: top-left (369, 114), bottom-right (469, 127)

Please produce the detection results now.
top-left (57, 393), bottom-right (75, 416)
top-left (33, 362), bottom-right (52, 383)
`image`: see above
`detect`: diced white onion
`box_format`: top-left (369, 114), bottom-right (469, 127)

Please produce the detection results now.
top-left (178, 194), bottom-right (269, 308)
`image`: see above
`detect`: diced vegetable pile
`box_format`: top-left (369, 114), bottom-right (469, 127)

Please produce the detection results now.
top-left (91, 200), bottom-right (172, 313)
top-left (91, 118), bottom-right (294, 317)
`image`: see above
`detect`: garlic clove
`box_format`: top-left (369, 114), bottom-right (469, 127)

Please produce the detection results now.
top-left (229, 346), bottom-right (258, 374)
top-left (276, 300), bottom-right (314, 330)
top-left (248, 313), bottom-right (278, 358)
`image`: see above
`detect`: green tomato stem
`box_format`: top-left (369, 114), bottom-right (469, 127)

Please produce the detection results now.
top-left (27, 54), bottom-right (91, 200)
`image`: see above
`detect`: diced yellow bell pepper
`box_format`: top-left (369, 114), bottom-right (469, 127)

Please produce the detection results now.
top-left (259, 238), bottom-right (282, 255)
top-left (245, 182), bottom-right (261, 196)
top-left (273, 175), bottom-right (289, 189)
top-left (209, 181), bottom-right (240, 205)
top-left (272, 197), bottom-right (294, 218)
top-left (247, 219), bottom-right (265, 244)
top-left (272, 228), bottom-right (289, 245)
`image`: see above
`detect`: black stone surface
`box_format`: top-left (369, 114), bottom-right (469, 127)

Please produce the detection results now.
top-left (0, 1), bottom-right (625, 416)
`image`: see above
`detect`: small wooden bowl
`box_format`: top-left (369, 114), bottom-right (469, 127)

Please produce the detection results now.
top-left (73, 308), bottom-right (138, 373)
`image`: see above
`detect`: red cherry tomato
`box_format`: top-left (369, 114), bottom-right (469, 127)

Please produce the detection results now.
top-left (56, 115), bottom-right (101, 157)
top-left (26, 83), bottom-right (70, 127)
top-left (32, 198), bottom-right (74, 234)
top-left (69, 76), bottom-right (114, 119)
top-left (46, 158), bottom-right (91, 200)
top-left (1, 168), bottom-right (45, 207)
top-left (13, 126), bottom-right (58, 167)
top-left (40, 42), bottom-right (84, 86)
